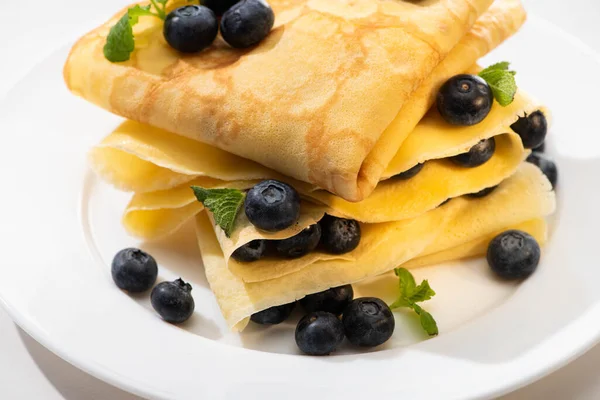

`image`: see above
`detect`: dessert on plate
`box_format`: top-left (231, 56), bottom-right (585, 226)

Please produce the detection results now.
top-left (64, 0), bottom-right (557, 354)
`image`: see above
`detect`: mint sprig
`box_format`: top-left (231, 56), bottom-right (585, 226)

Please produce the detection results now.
top-left (389, 268), bottom-right (438, 336)
top-left (103, 1), bottom-right (170, 62)
top-left (478, 62), bottom-right (517, 107)
top-left (191, 187), bottom-right (245, 237)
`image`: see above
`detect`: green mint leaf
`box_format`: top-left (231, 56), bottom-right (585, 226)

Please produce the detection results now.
top-left (478, 62), bottom-right (517, 107)
top-left (479, 61), bottom-right (510, 74)
top-left (103, 13), bottom-right (135, 62)
top-left (418, 309), bottom-right (439, 336)
top-left (149, 0), bottom-right (168, 19)
top-left (390, 268), bottom-right (439, 336)
top-left (389, 298), bottom-right (412, 309)
top-left (394, 267), bottom-right (416, 299)
top-left (104, 3), bottom-right (166, 62)
top-left (191, 187), bottom-right (245, 237)
top-left (409, 280), bottom-right (436, 303)
top-left (128, 4), bottom-right (156, 23)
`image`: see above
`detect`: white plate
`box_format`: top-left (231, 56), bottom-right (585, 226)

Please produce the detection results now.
top-left (0, 14), bottom-right (598, 400)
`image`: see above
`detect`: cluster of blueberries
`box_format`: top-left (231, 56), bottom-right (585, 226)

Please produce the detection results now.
top-left (110, 247), bottom-right (395, 355)
top-left (254, 285), bottom-right (395, 356)
top-left (163, 0), bottom-right (275, 53)
top-left (233, 180), bottom-right (362, 262)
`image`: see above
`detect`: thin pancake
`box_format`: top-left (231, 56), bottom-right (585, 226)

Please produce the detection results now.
top-left (66, 0), bottom-right (515, 201)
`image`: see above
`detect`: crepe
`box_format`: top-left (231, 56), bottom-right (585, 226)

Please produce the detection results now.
top-left (110, 83), bottom-right (541, 241)
top-left (65, 0), bottom-right (526, 202)
top-left (196, 163), bottom-right (555, 330)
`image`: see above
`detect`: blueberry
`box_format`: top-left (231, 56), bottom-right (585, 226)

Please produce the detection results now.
top-left (319, 215), bottom-right (361, 255)
top-left (251, 302), bottom-right (295, 325)
top-left (151, 279), bottom-right (195, 324)
top-left (487, 230), bottom-right (540, 280)
top-left (342, 297), bottom-right (395, 347)
top-left (164, 6), bottom-right (218, 53)
top-left (200, 0), bottom-right (240, 16)
top-left (526, 152), bottom-right (558, 189)
top-left (393, 163), bottom-right (424, 180)
top-left (510, 111), bottom-right (548, 149)
top-left (300, 285), bottom-right (354, 316)
top-left (275, 224), bottom-right (321, 258)
top-left (231, 240), bottom-right (267, 262)
top-left (244, 180), bottom-right (300, 232)
top-left (437, 74), bottom-right (493, 126)
top-left (221, 0), bottom-right (275, 48)
top-left (450, 138), bottom-right (496, 168)
top-left (467, 185), bottom-right (498, 199)
top-left (295, 312), bottom-right (345, 356)
top-left (111, 248), bottom-right (158, 293)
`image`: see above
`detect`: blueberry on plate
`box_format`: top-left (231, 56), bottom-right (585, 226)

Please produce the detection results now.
top-left (221, 0), bottom-right (275, 48)
top-left (231, 239), bottom-right (267, 262)
top-left (295, 311), bottom-right (345, 356)
top-left (300, 285), bottom-right (354, 316)
top-left (437, 74), bottom-right (493, 126)
top-left (111, 248), bottom-right (158, 293)
top-left (450, 138), bottom-right (496, 168)
top-left (201, 0), bottom-right (240, 16)
top-left (275, 224), bottom-right (321, 259)
top-left (251, 302), bottom-right (295, 325)
top-left (393, 163), bottom-right (424, 180)
top-left (164, 5), bottom-right (218, 53)
top-left (526, 152), bottom-right (558, 189)
top-left (245, 180), bottom-right (300, 232)
top-left (510, 110), bottom-right (548, 149)
top-left (151, 279), bottom-right (195, 324)
top-left (487, 230), bottom-right (541, 280)
top-left (319, 215), bottom-right (361, 255)
top-left (467, 185), bottom-right (498, 199)
top-left (342, 297), bottom-right (395, 347)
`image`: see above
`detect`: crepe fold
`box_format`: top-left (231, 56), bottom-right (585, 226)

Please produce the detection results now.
top-left (65, 0), bottom-right (526, 202)
top-left (196, 163), bottom-right (555, 330)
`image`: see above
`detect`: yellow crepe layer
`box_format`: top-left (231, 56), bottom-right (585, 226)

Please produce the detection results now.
top-left (196, 163), bottom-right (555, 330)
top-left (89, 121), bottom-right (281, 193)
top-left (211, 162), bottom-right (555, 283)
top-left (123, 176), bottom-right (259, 239)
top-left (66, 0), bottom-right (526, 202)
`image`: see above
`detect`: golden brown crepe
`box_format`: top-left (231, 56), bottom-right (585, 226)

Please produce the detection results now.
top-left (65, 0), bottom-right (526, 201)
top-left (196, 163), bottom-right (555, 330)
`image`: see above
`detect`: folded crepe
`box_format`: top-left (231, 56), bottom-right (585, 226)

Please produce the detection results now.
top-left (196, 163), bottom-right (556, 330)
top-left (99, 85), bottom-right (542, 239)
top-left (65, 0), bottom-right (526, 202)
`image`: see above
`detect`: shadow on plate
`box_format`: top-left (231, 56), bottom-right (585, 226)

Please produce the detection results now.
top-left (16, 326), bottom-right (142, 400)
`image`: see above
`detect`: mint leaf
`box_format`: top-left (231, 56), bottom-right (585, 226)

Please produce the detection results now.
top-left (104, 2), bottom-right (168, 62)
top-left (418, 309), bottom-right (439, 336)
top-left (479, 61), bottom-right (510, 74)
top-left (128, 4), bottom-right (156, 23)
top-left (478, 61), bottom-right (517, 107)
top-left (390, 268), bottom-right (438, 336)
top-left (103, 13), bottom-right (135, 62)
top-left (191, 187), bottom-right (245, 237)
top-left (395, 267), bottom-right (416, 298)
top-left (409, 280), bottom-right (436, 302)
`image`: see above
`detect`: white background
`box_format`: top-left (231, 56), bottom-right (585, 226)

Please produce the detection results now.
top-left (0, 0), bottom-right (599, 398)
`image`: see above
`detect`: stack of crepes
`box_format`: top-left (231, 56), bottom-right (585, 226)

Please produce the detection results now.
top-left (64, 0), bottom-right (556, 331)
